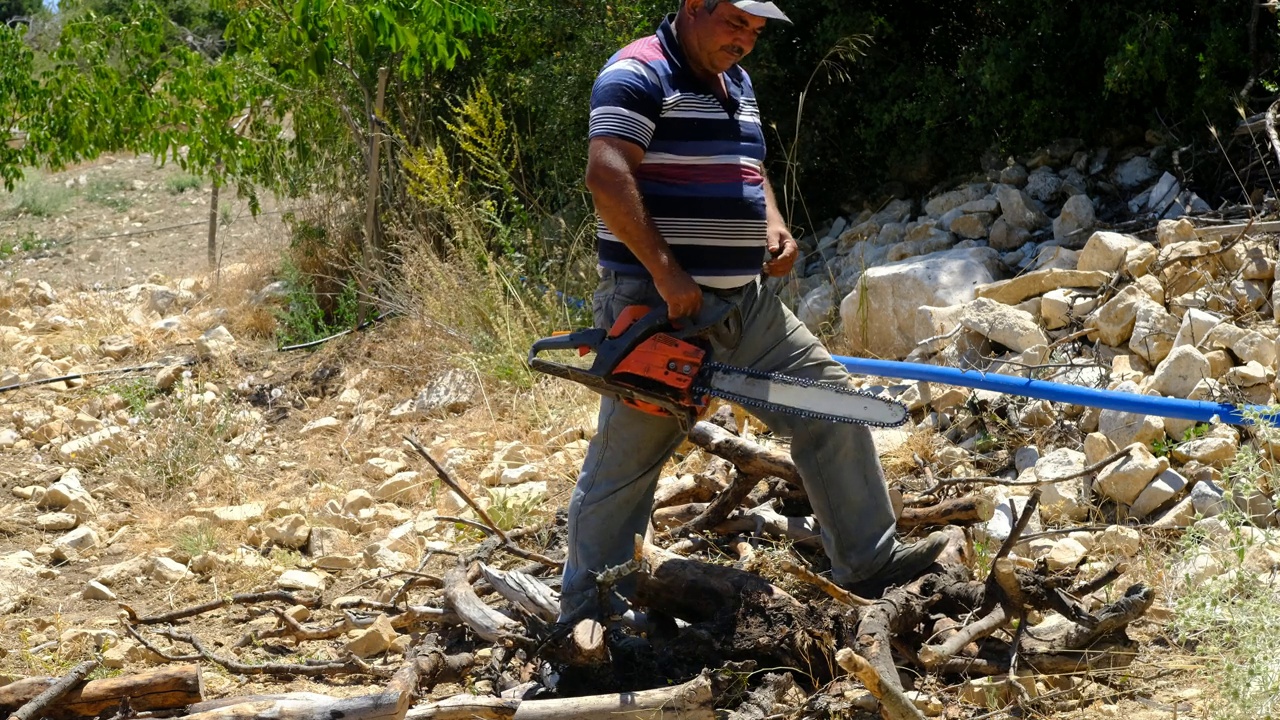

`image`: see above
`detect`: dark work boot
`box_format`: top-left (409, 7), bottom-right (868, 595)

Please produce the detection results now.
top-left (843, 531), bottom-right (949, 598)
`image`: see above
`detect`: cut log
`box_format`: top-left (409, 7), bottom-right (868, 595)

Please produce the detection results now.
top-left (479, 564), bottom-right (559, 623)
top-left (0, 664), bottom-right (202, 720)
top-left (443, 564), bottom-right (523, 643)
top-left (897, 495), bottom-right (994, 529)
top-left (654, 467), bottom-right (728, 508)
top-left (635, 543), bottom-right (798, 623)
top-left (10, 661), bottom-right (97, 720)
top-left (918, 607), bottom-right (1007, 669)
top-left (406, 670), bottom-right (717, 720)
top-left (569, 619), bottom-right (607, 665)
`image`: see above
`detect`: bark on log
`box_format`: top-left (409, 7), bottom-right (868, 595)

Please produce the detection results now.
top-left (653, 469), bottom-right (727, 509)
top-left (0, 664), bottom-right (202, 720)
top-left (406, 670), bottom-right (717, 720)
top-left (635, 543), bottom-right (798, 623)
top-left (897, 495), bottom-right (995, 529)
top-left (917, 607), bottom-right (1007, 669)
top-left (10, 661), bottom-right (97, 720)
top-left (688, 421), bottom-right (798, 481)
top-left (725, 673), bottom-right (795, 720)
top-left (1021, 584), bottom-right (1154, 654)
top-left (835, 649), bottom-right (927, 720)
top-left (443, 565), bottom-right (523, 643)
top-left (479, 564), bottom-right (559, 623)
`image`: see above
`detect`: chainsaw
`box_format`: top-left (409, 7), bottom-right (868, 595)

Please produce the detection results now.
top-left (527, 305), bottom-right (909, 433)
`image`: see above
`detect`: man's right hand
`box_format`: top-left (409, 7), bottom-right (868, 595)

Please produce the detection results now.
top-left (654, 269), bottom-right (703, 321)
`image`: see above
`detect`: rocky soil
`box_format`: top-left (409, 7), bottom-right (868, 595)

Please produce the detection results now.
top-left (0, 150), bottom-right (1276, 719)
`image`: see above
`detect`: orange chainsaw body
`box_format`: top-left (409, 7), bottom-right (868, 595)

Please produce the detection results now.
top-left (600, 305), bottom-right (707, 418)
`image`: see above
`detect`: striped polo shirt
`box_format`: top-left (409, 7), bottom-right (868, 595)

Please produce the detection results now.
top-left (589, 16), bottom-right (768, 289)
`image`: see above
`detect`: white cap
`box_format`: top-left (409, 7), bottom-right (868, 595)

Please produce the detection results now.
top-left (729, 0), bottom-right (791, 23)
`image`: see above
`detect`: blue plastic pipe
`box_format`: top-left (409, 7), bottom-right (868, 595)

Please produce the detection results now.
top-left (834, 356), bottom-right (1276, 426)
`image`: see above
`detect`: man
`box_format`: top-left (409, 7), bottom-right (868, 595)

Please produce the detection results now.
top-left (560, 0), bottom-right (946, 623)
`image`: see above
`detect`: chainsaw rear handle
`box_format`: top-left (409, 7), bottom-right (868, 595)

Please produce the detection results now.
top-left (528, 305), bottom-right (680, 374)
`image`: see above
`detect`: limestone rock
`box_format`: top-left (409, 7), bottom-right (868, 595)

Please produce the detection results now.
top-left (151, 556), bottom-right (191, 583)
top-left (374, 472), bottom-right (425, 503)
top-left (34, 512), bottom-right (78, 532)
top-left (344, 614), bottom-right (398, 659)
top-left (97, 335), bottom-right (135, 360)
top-left (1046, 538), bottom-right (1088, 571)
top-left (278, 569), bottom-right (326, 592)
top-left (975, 269), bottom-right (1111, 306)
top-left (951, 213), bottom-right (995, 239)
top-left (1149, 345), bottom-right (1210, 398)
top-left (308, 526), bottom-right (354, 557)
top-left (1088, 285), bottom-right (1146, 346)
top-left (1129, 468), bottom-right (1189, 519)
top-left (797, 284), bottom-right (836, 333)
top-left (58, 426), bottom-right (127, 463)
top-left (839, 247), bottom-right (1001, 360)
top-left (1080, 230), bottom-right (1145, 274)
top-left (196, 326), bottom-right (237, 358)
top-left (995, 184), bottom-right (1050, 230)
top-left (1036, 448), bottom-right (1089, 522)
top-left (1095, 444), bottom-right (1168, 506)
top-left (192, 503), bottom-right (264, 525)
top-left (1052, 194), bottom-right (1096, 242)
top-left (959, 298), bottom-right (1047, 352)
top-left (300, 417), bottom-right (341, 437)
top-left (1112, 156), bottom-right (1159, 190)
top-left (988, 217), bottom-right (1031, 251)
top-left (410, 369), bottom-right (480, 416)
top-left (52, 526), bottom-right (101, 561)
top-left (1232, 331), bottom-right (1276, 368)
top-left (362, 457), bottom-right (407, 481)
top-left (1172, 437), bottom-right (1238, 468)
top-left (265, 514), bottom-right (311, 549)
top-left (44, 469), bottom-right (97, 516)
top-left (1125, 300), bottom-right (1177, 367)
top-left (1095, 525), bottom-right (1141, 557)
top-left (1156, 218), bottom-right (1197, 247)
top-left (82, 580), bottom-right (117, 601)
top-left (1173, 308), bottom-right (1222, 349)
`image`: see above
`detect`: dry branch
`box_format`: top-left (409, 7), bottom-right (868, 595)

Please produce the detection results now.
top-left (918, 607), bottom-right (1007, 669)
top-left (123, 590), bottom-right (320, 625)
top-left (150, 628), bottom-right (392, 678)
top-left (405, 670), bottom-right (717, 720)
top-left (443, 565), bottom-right (524, 643)
top-left (779, 559), bottom-right (873, 607)
top-left (479, 564), bottom-right (559, 623)
top-left (835, 648), bottom-right (927, 720)
top-left (898, 495), bottom-right (995, 529)
top-left (0, 664), bottom-right (202, 720)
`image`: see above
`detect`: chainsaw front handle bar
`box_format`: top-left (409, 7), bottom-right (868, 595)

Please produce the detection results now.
top-left (528, 305), bottom-right (678, 375)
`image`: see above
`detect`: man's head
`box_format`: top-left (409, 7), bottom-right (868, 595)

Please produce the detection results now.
top-left (675, 0), bottom-right (789, 77)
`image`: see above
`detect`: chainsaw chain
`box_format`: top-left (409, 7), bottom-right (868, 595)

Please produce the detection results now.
top-left (693, 361), bottom-right (909, 428)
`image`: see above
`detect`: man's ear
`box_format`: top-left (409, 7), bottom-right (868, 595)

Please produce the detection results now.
top-left (683, 0), bottom-right (704, 18)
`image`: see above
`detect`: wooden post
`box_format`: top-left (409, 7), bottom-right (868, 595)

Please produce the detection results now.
top-left (359, 66), bottom-right (390, 326)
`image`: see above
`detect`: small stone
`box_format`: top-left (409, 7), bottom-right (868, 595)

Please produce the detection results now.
top-left (1046, 538), bottom-right (1088, 571)
top-left (278, 569), bottom-right (326, 592)
top-left (1053, 194), bottom-right (1096, 242)
top-left (1190, 480), bottom-right (1226, 517)
top-left (1095, 444), bottom-right (1169, 506)
top-left (1079, 231), bottom-right (1143, 273)
top-left (1036, 449), bottom-right (1089, 522)
top-left (374, 472), bottom-right (425, 503)
top-left (97, 336), bottom-right (135, 360)
top-left (196, 326), bottom-right (237, 358)
top-left (904, 690), bottom-right (944, 717)
top-left (83, 580), bottom-right (116, 601)
top-left (34, 512), bottom-right (78, 532)
top-left (299, 417), bottom-right (342, 437)
top-left (995, 185), bottom-right (1050, 231)
top-left (1095, 526), bottom-right (1142, 557)
top-left (192, 503), bottom-right (264, 525)
top-left (1172, 437), bottom-right (1238, 468)
top-left (151, 556), bottom-right (191, 583)
top-left (308, 526), bottom-right (353, 557)
top-left (1129, 468), bottom-right (1189, 519)
top-left (342, 489), bottom-right (375, 515)
top-left (362, 457), bottom-right (407, 481)
top-left (499, 464), bottom-right (541, 485)
top-left (1157, 218), bottom-right (1198, 247)
top-left (58, 427), bottom-right (127, 463)
top-left (343, 614), bottom-right (398, 658)
top-left (264, 514), bottom-right (311, 549)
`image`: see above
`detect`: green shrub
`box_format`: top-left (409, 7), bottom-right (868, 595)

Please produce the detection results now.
top-left (2, 175), bottom-right (72, 217)
top-left (165, 173), bottom-right (203, 195)
top-left (274, 259), bottom-right (360, 346)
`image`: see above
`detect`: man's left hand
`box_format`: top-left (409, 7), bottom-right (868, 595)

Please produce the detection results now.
top-left (763, 225), bottom-right (799, 277)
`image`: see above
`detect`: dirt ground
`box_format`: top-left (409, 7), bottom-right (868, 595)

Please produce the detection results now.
top-left (0, 154), bottom-right (288, 290)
